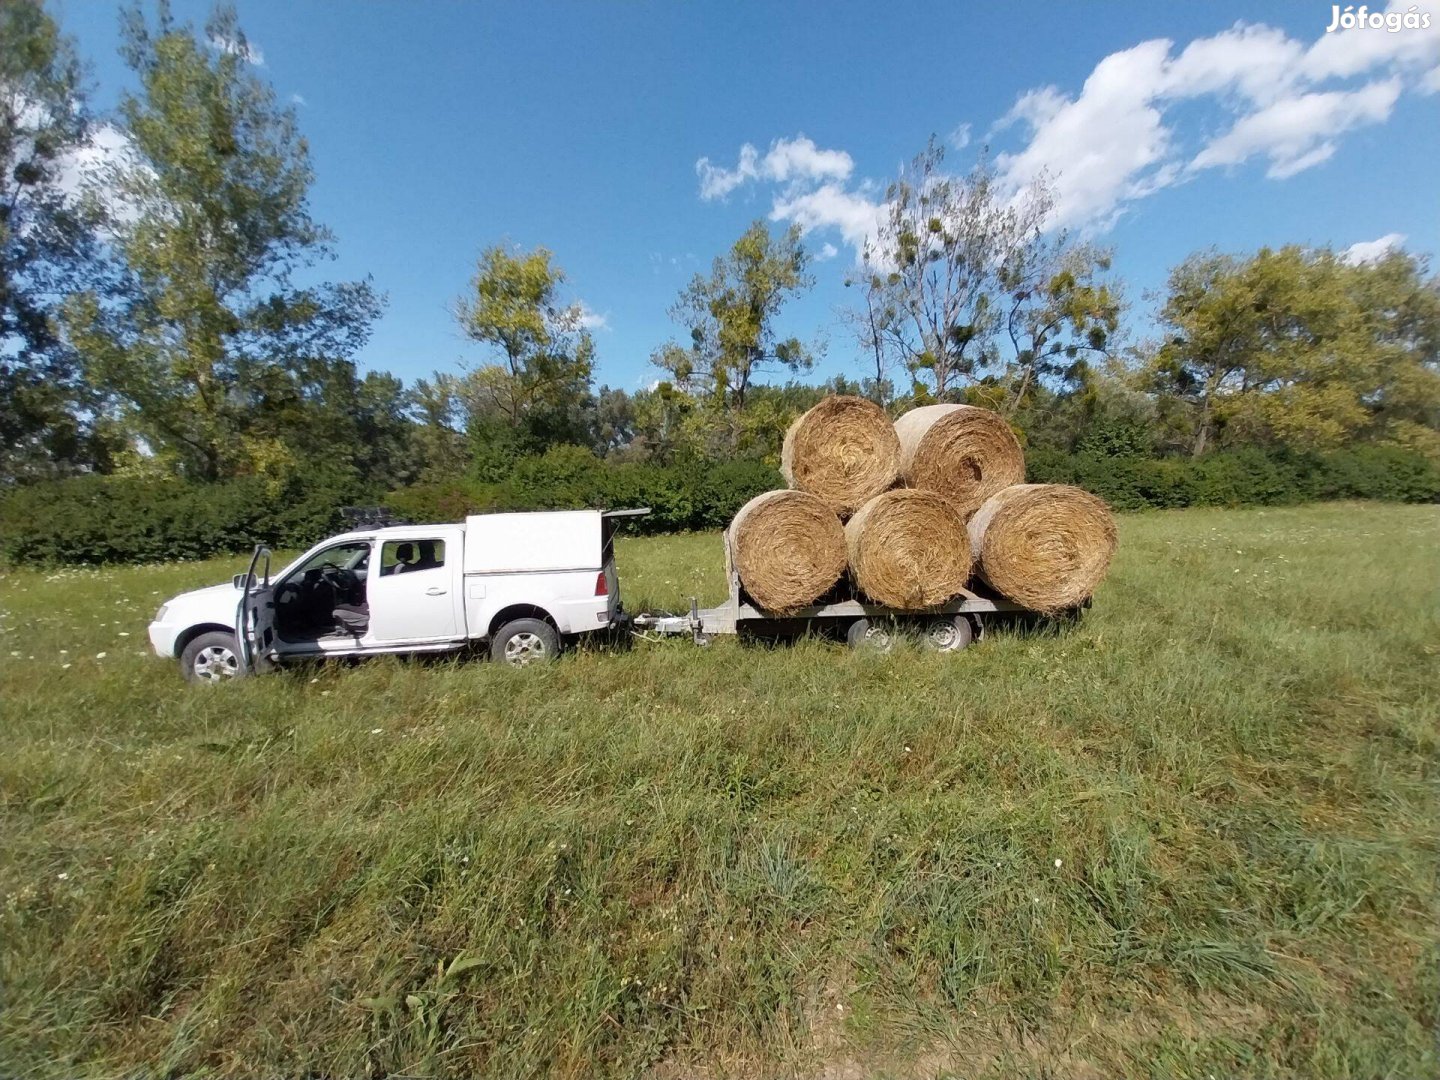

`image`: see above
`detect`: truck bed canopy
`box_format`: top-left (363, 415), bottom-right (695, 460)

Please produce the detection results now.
top-left (462, 509), bottom-right (649, 574)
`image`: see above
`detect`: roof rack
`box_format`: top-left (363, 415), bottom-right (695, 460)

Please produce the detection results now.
top-left (340, 506), bottom-right (413, 529)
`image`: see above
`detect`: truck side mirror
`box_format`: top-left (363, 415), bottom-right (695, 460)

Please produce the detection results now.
top-left (233, 573), bottom-right (249, 590)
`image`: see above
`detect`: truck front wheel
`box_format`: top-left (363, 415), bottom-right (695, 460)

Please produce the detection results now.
top-left (491, 619), bottom-right (560, 667)
top-left (180, 630), bottom-right (246, 685)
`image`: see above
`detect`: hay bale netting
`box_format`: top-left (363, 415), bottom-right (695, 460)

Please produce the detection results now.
top-left (894, 404), bottom-right (1025, 517)
top-left (968, 484), bottom-right (1118, 614)
top-left (730, 490), bottom-right (847, 613)
top-left (844, 489), bottom-right (973, 609)
top-left (780, 395), bottom-right (901, 516)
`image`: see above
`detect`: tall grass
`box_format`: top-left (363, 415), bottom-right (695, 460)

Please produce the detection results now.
top-left (1, 503), bottom-right (1436, 1077)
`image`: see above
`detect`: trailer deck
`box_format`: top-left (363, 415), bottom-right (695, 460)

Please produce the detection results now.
top-left (630, 529), bottom-right (1025, 647)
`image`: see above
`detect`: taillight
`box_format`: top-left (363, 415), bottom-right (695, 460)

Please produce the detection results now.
top-left (595, 570), bottom-right (608, 596)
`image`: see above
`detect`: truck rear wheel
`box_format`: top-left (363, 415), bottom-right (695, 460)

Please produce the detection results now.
top-left (491, 618), bottom-right (560, 667)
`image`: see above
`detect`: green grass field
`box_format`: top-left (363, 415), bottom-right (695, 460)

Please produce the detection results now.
top-left (2, 502), bottom-right (1437, 1079)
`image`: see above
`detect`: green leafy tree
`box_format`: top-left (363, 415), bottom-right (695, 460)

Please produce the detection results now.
top-left (406, 371), bottom-right (470, 481)
top-left (453, 243), bottom-right (595, 479)
top-left (63, 3), bottom-right (382, 482)
top-left (652, 220), bottom-right (815, 415)
top-left (0, 0), bottom-right (116, 481)
top-left (998, 240), bottom-right (1121, 416)
top-left (1149, 246), bottom-right (1440, 456)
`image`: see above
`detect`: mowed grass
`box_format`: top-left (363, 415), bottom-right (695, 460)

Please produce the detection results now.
top-left (1, 503), bottom-right (1437, 1079)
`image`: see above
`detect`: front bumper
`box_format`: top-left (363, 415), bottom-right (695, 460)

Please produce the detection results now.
top-left (148, 620), bottom-right (179, 657)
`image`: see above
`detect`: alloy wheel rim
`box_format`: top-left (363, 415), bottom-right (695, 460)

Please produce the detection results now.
top-left (194, 644), bottom-right (238, 682)
top-left (504, 632), bottom-right (546, 665)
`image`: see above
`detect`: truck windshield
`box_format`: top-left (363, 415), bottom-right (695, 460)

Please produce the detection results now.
top-left (293, 541), bottom-right (371, 578)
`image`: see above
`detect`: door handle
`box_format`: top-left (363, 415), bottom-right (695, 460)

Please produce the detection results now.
top-left (425, 587), bottom-right (448, 596)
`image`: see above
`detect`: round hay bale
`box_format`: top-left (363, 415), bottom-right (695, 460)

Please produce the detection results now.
top-left (968, 484), bottom-right (1117, 614)
top-left (781, 395), bottom-right (901, 516)
top-left (731, 490), bottom-right (847, 613)
top-left (894, 404), bottom-right (1025, 517)
top-left (844, 489), bottom-right (973, 609)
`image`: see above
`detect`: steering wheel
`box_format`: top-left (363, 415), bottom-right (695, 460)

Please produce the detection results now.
top-left (317, 561), bottom-right (360, 595)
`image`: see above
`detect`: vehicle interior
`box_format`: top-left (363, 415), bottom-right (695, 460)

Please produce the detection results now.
top-left (273, 540), bottom-right (373, 641)
top-left (272, 538), bottom-right (450, 643)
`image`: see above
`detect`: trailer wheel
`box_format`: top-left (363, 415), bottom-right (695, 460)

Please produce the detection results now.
top-left (919, 615), bottom-right (974, 653)
top-left (491, 618), bottom-right (560, 667)
top-left (846, 618), bottom-right (896, 654)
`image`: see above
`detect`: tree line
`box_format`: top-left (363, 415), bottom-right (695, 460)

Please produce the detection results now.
top-left (2, 1), bottom-right (1437, 530)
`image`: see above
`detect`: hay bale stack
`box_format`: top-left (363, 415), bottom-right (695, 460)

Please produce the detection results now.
top-left (730, 490), bottom-right (846, 613)
top-left (844, 489), bottom-right (973, 609)
top-left (968, 484), bottom-right (1117, 614)
top-left (894, 404), bottom-right (1025, 517)
top-left (781, 395), bottom-right (901, 517)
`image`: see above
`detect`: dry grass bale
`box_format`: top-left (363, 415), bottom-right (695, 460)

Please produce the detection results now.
top-left (731, 490), bottom-right (847, 613)
top-left (844, 489), bottom-right (973, 609)
top-left (781, 395), bottom-right (901, 516)
top-left (894, 404), bottom-right (1025, 517)
top-left (969, 484), bottom-right (1117, 614)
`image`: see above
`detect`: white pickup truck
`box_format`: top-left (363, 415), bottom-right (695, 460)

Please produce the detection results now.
top-left (147, 508), bottom-right (647, 683)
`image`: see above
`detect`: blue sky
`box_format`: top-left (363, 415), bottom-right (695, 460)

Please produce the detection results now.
top-left (55, 0), bottom-right (1440, 392)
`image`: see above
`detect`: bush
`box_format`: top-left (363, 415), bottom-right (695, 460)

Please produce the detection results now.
top-left (2, 446), bottom-right (1431, 566)
top-left (1027, 446), bottom-right (1439, 511)
top-left (0, 471), bottom-right (373, 565)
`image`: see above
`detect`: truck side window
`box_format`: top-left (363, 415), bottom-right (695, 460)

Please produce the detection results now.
top-left (381, 539), bottom-right (445, 575)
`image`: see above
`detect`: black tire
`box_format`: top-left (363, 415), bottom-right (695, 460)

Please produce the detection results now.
top-left (846, 617), bottom-right (896, 653)
top-left (918, 614), bottom-right (974, 653)
top-left (180, 630), bottom-right (246, 685)
top-left (490, 618), bottom-right (561, 667)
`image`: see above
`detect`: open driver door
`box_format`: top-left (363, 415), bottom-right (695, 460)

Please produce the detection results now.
top-left (235, 545), bottom-right (276, 674)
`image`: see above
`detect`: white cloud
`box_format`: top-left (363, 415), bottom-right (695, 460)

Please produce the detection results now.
top-left (769, 182), bottom-right (884, 252)
top-left (1343, 232), bottom-right (1406, 263)
top-left (697, 143), bottom-right (758, 200)
top-left (290, 92), bottom-right (308, 107)
top-left (57, 123), bottom-right (133, 196)
top-left (209, 31), bottom-right (264, 65)
top-left (698, 2), bottom-right (1438, 244)
top-left (1303, 2), bottom-right (1440, 80)
top-left (575, 302), bottom-right (610, 332)
top-left (1192, 79), bottom-right (1401, 178)
top-left (1163, 23), bottom-right (1304, 103)
top-left (816, 242), bottom-right (839, 261)
top-left (991, 4), bottom-right (1435, 228)
top-left (995, 40), bottom-right (1174, 230)
top-left (697, 136), bottom-right (852, 201)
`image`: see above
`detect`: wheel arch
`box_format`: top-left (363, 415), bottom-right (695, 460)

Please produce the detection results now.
top-left (488, 604), bottom-right (557, 638)
top-left (173, 622), bottom-right (235, 659)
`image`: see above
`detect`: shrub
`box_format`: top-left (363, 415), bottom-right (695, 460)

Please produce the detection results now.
top-left (0, 471), bottom-right (372, 565)
top-left (2, 447), bottom-right (1432, 566)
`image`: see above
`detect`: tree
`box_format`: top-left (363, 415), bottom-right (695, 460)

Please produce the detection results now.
top-left (406, 372), bottom-right (470, 481)
top-left (0, 0), bottom-right (115, 482)
top-left (1149, 245), bottom-right (1440, 456)
top-left (62, 3), bottom-right (382, 482)
top-left (858, 141), bottom-right (1051, 400)
top-left (652, 220), bottom-right (814, 415)
top-left (453, 243), bottom-right (595, 478)
top-left (998, 239), bottom-right (1121, 416)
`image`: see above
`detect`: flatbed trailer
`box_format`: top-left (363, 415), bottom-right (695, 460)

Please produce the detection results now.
top-left (630, 528), bottom-right (1027, 652)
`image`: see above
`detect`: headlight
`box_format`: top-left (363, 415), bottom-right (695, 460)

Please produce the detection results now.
top-left (154, 604), bottom-right (170, 622)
